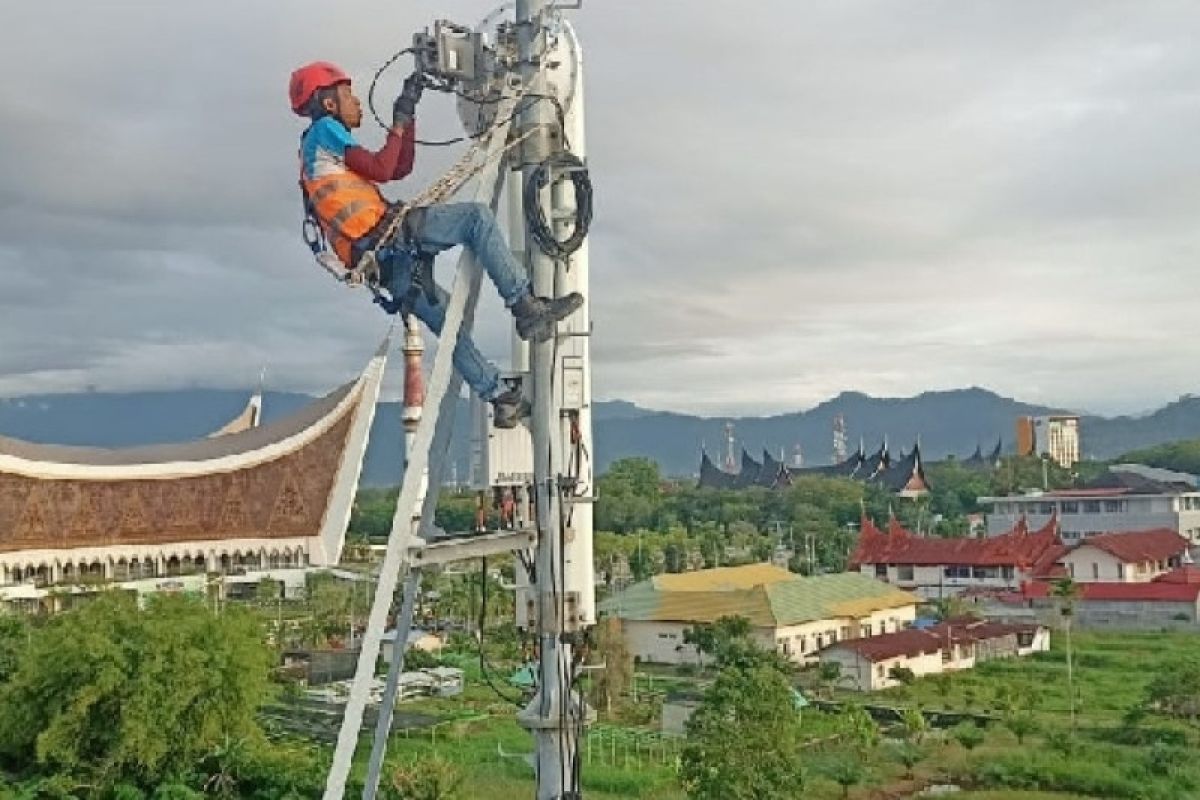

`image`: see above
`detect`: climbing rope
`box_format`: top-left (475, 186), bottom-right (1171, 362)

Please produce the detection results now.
top-left (345, 114), bottom-right (537, 289)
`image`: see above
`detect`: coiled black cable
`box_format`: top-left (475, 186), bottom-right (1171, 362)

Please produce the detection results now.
top-left (523, 151), bottom-right (593, 258)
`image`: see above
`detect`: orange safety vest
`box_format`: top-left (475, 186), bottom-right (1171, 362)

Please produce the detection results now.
top-left (301, 168), bottom-right (388, 267)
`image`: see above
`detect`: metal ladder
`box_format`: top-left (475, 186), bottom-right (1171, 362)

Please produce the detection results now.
top-left (322, 93), bottom-right (529, 800)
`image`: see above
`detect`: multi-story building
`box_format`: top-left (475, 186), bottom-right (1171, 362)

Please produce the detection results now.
top-left (1016, 415), bottom-right (1080, 467)
top-left (599, 564), bottom-right (918, 666)
top-left (849, 514), bottom-right (1063, 600)
top-left (979, 466), bottom-right (1200, 544)
top-left (851, 515), bottom-right (1191, 601)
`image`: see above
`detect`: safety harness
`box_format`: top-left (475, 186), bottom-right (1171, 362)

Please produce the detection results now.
top-left (299, 163), bottom-right (436, 320)
top-left (298, 89), bottom-right (536, 319)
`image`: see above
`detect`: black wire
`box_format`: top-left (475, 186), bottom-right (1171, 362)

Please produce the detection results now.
top-left (477, 557), bottom-right (526, 709)
top-left (523, 151), bottom-right (593, 259)
top-left (366, 46), bottom-right (415, 132)
top-left (365, 29), bottom-right (567, 148)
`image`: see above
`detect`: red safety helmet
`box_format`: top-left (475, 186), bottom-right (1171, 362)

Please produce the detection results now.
top-left (289, 61), bottom-right (351, 115)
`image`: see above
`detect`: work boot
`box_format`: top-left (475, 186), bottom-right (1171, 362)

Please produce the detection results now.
top-left (491, 388), bottom-right (531, 429)
top-left (512, 292), bottom-right (584, 342)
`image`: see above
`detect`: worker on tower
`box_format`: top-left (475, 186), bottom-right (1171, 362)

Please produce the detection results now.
top-left (289, 62), bottom-right (582, 428)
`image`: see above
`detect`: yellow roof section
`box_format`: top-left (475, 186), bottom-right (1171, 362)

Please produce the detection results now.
top-left (652, 563), bottom-right (794, 592)
top-left (654, 587), bottom-right (778, 628)
top-left (828, 591), bottom-right (917, 618)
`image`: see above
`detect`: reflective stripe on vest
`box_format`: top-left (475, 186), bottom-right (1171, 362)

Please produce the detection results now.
top-left (301, 168), bottom-right (387, 267)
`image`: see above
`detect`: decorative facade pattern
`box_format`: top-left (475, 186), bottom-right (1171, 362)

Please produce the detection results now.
top-left (0, 412), bottom-right (353, 553)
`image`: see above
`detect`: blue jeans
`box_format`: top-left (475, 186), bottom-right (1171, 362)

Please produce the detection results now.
top-left (378, 202), bottom-right (531, 401)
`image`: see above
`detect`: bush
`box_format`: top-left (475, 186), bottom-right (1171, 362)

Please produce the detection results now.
top-left (965, 749), bottom-right (1193, 800)
top-left (951, 722), bottom-right (985, 751)
top-left (384, 754), bottom-right (464, 800)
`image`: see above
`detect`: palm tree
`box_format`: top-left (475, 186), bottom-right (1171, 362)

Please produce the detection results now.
top-left (1051, 576), bottom-right (1079, 731)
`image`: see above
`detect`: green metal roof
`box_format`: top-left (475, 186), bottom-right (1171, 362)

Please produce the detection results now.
top-left (600, 566), bottom-right (917, 628)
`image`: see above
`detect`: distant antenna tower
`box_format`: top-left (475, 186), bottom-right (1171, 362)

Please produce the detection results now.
top-left (792, 443), bottom-right (804, 468)
top-left (724, 422), bottom-right (737, 471)
top-left (833, 413), bottom-right (848, 463)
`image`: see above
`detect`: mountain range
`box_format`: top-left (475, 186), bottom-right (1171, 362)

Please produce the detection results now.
top-left (2, 387), bottom-right (1200, 486)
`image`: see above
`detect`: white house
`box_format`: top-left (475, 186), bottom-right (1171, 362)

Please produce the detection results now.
top-left (600, 564), bottom-right (918, 666)
top-left (821, 620), bottom-right (1049, 691)
top-left (1057, 529), bottom-right (1187, 583)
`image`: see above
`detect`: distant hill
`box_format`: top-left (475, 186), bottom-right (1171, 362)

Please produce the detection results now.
top-left (3, 387), bottom-right (1200, 485)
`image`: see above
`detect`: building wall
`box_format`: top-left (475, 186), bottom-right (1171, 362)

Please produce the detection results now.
top-left (1020, 627), bottom-right (1052, 655)
top-left (624, 620), bottom-right (701, 665)
top-left (983, 494), bottom-right (1200, 543)
top-left (661, 700), bottom-right (702, 736)
top-left (1060, 546), bottom-right (1172, 583)
top-left (1029, 598), bottom-right (1199, 630)
top-left (860, 563), bottom-right (1027, 600)
top-left (820, 648), bottom-right (943, 691)
top-left (0, 537), bottom-right (313, 588)
top-left (623, 602), bottom-right (917, 666)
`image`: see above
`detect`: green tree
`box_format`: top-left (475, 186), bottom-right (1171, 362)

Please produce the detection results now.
top-left (596, 458), bottom-right (664, 533)
top-left (951, 722), bottom-right (985, 752)
top-left (929, 595), bottom-right (969, 622)
top-left (930, 674), bottom-right (953, 706)
top-left (434, 492), bottom-right (481, 535)
top-left (682, 616), bottom-right (784, 672)
top-left (680, 664), bottom-right (805, 800)
top-left (303, 572), bottom-right (356, 647)
top-left (0, 593), bottom-right (272, 792)
top-left (816, 662), bottom-right (843, 698)
top-left (837, 704), bottom-right (880, 754)
top-left (1119, 438), bottom-right (1200, 476)
top-left (899, 708), bottom-right (929, 744)
top-left (821, 754), bottom-right (867, 799)
top-left (888, 740), bottom-right (927, 780)
top-left (1144, 659), bottom-right (1200, 723)
top-left (0, 614), bottom-right (28, 683)
top-left (1003, 710), bottom-right (1039, 745)
top-left (589, 617), bottom-right (633, 716)
top-left (349, 487), bottom-right (398, 539)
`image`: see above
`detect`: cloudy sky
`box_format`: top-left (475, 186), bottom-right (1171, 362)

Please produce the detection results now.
top-left (2, 1), bottom-right (1198, 417)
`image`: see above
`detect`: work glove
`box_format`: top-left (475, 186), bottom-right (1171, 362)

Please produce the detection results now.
top-left (392, 72), bottom-right (424, 128)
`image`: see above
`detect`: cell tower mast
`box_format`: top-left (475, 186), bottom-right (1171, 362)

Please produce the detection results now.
top-left (724, 421), bottom-right (737, 471)
top-left (321, 6), bottom-right (594, 799)
top-left (833, 413), bottom-right (848, 463)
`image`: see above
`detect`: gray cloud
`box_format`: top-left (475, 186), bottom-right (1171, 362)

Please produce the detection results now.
top-left (1, 0), bottom-right (1199, 417)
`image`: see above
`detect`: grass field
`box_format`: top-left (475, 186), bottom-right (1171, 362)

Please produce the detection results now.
top-left (868, 630), bottom-right (1200, 730)
top-left (343, 631), bottom-right (1200, 799)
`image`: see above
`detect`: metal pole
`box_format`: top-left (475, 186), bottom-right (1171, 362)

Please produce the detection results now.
top-left (363, 569), bottom-right (422, 800)
top-left (514, 3), bottom-right (582, 798)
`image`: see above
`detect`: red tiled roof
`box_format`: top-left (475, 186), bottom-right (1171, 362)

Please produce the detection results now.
top-left (828, 629), bottom-right (942, 662)
top-left (1023, 581), bottom-right (1200, 603)
top-left (1073, 529), bottom-right (1187, 564)
top-left (1031, 543), bottom-right (1070, 579)
top-left (828, 619), bottom-right (1043, 662)
top-left (1153, 565), bottom-right (1200, 585)
top-left (849, 512), bottom-right (1060, 568)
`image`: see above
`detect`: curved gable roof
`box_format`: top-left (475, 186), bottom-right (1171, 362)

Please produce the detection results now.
top-left (0, 382), bottom-right (353, 468)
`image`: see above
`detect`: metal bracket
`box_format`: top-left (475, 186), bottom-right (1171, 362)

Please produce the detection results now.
top-left (524, 590), bottom-right (582, 633)
top-left (411, 529), bottom-right (537, 567)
